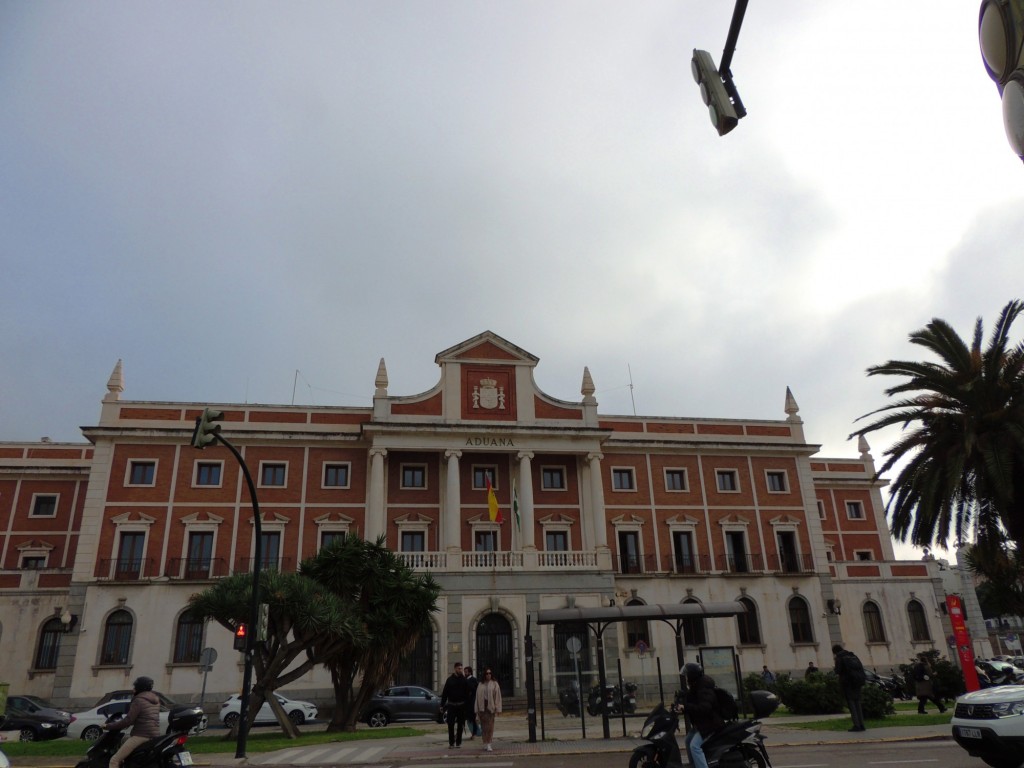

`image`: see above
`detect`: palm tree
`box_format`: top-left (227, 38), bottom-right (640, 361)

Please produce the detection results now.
top-left (851, 300), bottom-right (1024, 551)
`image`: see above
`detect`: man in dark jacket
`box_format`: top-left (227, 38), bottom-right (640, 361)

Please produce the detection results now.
top-left (104, 676), bottom-right (162, 768)
top-left (677, 662), bottom-right (722, 768)
top-left (463, 666), bottom-right (480, 740)
top-left (832, 644), bottom-right (866, 732)
top-left (440, 662), bottom-right (471, 748)
top-left (912, 657), bottom-right (946, 714)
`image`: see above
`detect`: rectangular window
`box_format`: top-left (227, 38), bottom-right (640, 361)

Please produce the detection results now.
top-left (259, 531), bottom-right (281, 570)
top-left (260, 463), bottom-right (286, 487)
top-left (320, 531), bottom-right (346, 549)
top-left (725, 530), bottom-right (749, 573)
top-left (816, 500), bottom-right (826, 519)
top-left (186, 532), bottom-right (214, 577)
top-left (546, 531), bottom-right (569, 551)
top-left (475, 530), bottom-right (498, 551)
top-left (128, 460), bottom-right (156, 486)
top-left (672, 530), bottom-right (695, 573)
top-left (323, 463), bottom-right (350, 488)
top-left (612, 468), bottom-right (636, 491)
top-left (30, 495), bottom-right (58, 517)
top-left (20, 556), bottom-right (46, 570)
top-left (855, 550), bottom-right (873, 561)
top-left (542, 467), bottom-right (566, 490)
top-left (618, 530), bottom-right (642, 574)
top-left (401, 531), bottom-right (426, 552)
top-left (766, 471), bottom-right (787, 492)
top-left (716, 470), bottom-right (739, 492)
top-left (665, 469), bottom-right (687, 492)
top-left (116, 532), bottom-right (146, 578)
top-left (846, 501), bottom-right (865, 519)
top-left (401, 465), bottom-right (427, 489)
top-left (473, 466), bottom-right (497, 489)
top-left (195, 462), bottom-right (222, 487)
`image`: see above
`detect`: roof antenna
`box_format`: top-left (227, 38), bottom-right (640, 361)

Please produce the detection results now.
top-left (292, 370), bottom-right (299, 405)
top-left (628, 364), bottom-right (637, 416)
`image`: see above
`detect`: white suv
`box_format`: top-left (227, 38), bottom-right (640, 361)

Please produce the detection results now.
top-left (952, 685), bottom-right (1024, 768)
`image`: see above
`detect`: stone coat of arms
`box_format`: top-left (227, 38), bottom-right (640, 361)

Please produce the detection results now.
top-left (472, 378), bottom-right (506, 410)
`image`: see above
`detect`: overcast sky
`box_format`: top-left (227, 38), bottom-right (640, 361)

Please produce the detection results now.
top-left (2, 2), bottom-right (1021, 558)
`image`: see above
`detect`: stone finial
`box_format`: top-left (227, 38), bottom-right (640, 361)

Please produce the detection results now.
top-left (581, 366), bottom-right (596, 403)
top-left (104, 360), bottom-right (124, 402)
top-left (784, 386), bottom-right (801, 422)
top-left (374, 358), bottom-right (388, 397)
top-left (858, 435), bottom-right (871, 459)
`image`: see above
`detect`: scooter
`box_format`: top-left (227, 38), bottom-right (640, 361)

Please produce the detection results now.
top-left (628, 690), bottom-right (779, 768)
top-left (75, 706), bottom-right (204, 768)
top-left (587, 683), bottom-right (638, 716)
top-left (557, 686), bottom-right (581, 717)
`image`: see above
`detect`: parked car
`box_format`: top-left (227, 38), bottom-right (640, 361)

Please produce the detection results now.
top-left (0, 708), bottom-right (70, 741)
top-left (68, 698), bottom-right (208, 741)
top-left (360, 685), bottom-right (445, 728)
top-left (952, 684), bottom-right (1024, 768)
top-left (5, 695), bottom-right (72, 723)
top-left (93, 690), bottom-right (180, 709)
top-left (218, 694), bottom-right (318, 728)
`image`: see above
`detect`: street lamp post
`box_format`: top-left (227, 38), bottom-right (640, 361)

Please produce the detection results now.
top-left (979, 0), bottom-right (1024, 160)
top-left (191, 409), bottom-right (262, 759)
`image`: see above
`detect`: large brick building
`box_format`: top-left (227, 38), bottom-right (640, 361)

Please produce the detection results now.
top-left (0, 332), bottom-right (980, 707)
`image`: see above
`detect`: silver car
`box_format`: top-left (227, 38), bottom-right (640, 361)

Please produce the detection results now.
top-left (361, 685), bottom-right (445, 728)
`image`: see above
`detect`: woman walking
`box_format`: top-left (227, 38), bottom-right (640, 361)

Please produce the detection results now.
top-left (474, 667), bottom-right (503, 752)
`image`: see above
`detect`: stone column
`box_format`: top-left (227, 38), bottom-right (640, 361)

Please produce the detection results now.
top-left (366, 448), bottom-right (387, 541)
top-left (588, 452), bottom-right (608, 549)
top-left (517, 451), bottom-right (536, 550)
top-left (445, 450), bottom-right (462, 552)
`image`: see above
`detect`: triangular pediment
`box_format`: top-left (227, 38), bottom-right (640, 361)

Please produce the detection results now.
top-left (435, 331), bottom-right (539, 366)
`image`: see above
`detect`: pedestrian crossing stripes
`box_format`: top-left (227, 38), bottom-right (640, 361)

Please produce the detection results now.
top-left (250, 743), bottom-right (390, 764)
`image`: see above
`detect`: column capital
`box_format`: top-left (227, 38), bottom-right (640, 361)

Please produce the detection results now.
top-left (587, 452), bottom-right (603, 463)
top-left (369, 447), bottom-right (388, 459)
top-left (517, 451), bottom-right (535, 462)
top-left (445, 449), bottom-right (462, 460)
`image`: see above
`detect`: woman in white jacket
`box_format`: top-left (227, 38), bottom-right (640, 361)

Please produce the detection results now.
top-left (474, 667), bottom-right (503, 751)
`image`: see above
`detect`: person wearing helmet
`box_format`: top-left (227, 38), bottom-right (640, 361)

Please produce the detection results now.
top-left (104, 676), bottom-right (162, 768)
top-left (677, 662), bottom-right (722, 768)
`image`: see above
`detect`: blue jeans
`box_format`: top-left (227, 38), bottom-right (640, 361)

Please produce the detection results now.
top-left (685, 729), bottom-right (710, 768)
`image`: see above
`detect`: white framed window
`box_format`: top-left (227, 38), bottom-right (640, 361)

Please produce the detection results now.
top-left (259, 462), bottom-right (287, 487)
top-left (854, 550), bottom-right (873, 561)
top-left (323, 463), bottom-right (351, 488)
top-left (664, 468), bottom-right (688, 492)
top-left (816, 500), bottom-right (826, 519)
top-left (126, 460), bottom-right (157, 487)
top-left (472, 465), bottom-right (498, 490)
top-left (30, 494), bottom-right (58, 518)
top-left (765, 470), bottom-right (788, 493)
top-left (612, 467), bottom-right (636, 491)
top-left (845, 501), bottom-right (865, 520)
top-left (401, 464), bottom-right (427, 489)
top-left (18, 540), bottom-right (52, 570)
top-left (541, 466), bottom-right (566, 490)
top-left (320, 530), bottom-right (347, 549)
top-left (314, 512), bottom-right (353, 550)
top-left (401, 530), bottom-right (426, 552)
top-left (715, 469), bottom-right (739, 492)
top-left (20, 555), bottom-right (47, 570)
top-left (194, 461), bottom-right (223, 487)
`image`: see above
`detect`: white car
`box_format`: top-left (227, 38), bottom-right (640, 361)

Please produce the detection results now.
top-left (68, 699), bottom-right (208, 741)
top-left (219, 694), bottom-right (318, 728)
top-left (952, 685), bottom-right (1024, 768)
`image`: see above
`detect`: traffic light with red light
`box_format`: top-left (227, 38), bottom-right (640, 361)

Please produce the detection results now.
top-left (233, 623), bottom-right (248, 652)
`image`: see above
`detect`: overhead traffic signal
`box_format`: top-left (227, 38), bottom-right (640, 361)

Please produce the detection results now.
top-left (233, 623), bottom-right (248, 652)
top-left (691, 49), bottom-right (740, 136)
top-left (191, 408), bottom-right (224, 450)
top-left (979, 0), bottom-right (1024, 159)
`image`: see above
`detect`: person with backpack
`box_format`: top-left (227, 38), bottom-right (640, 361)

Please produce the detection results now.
top-left (832, 643), bottom-right (867, 732)
top-left (912, 656), bottom-right (947, 714)
top-left (676, 662), bottom-right (724, 768)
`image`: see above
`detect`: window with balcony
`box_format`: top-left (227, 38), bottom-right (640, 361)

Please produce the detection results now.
top-left (116, 532), bottom-right (146, 579)
top-left (788, 596), bottom-right (814, 643)
top-left (401, 531), bottom-right (426, 552)
top-left (100, 609), bottom-right (133, 665)
top-left (672, 530), bottom-right (696, 573)
top-left (863, 600), bottom-right (887, 643)
top-left (260, 463), bottom-right (287, 487)
top-left (128, 460), bottom-right (156, 486)
top-left (765, 471), bottom-right (787, 493)
top-left (186, 531), bottom-right (214, 578)
top-left (259, 531), bottom-right (281, 570)
top-left (323, 463), bottom-right (350, 488)
top-left (35, 618), bottom-right (63, 670)
top-left (908, 599), bottom-right (931, 641)
top-left (776, 530), bottom-right (800, 573)
top-left (612, 468), bottom-right (636, 491)
top-left (618, 530), bottom-right (642, 574)
top-left (542, 467), bottom-right (566, 490)
top-left (195, 462), bottom-right (222, 487)
top-left (173, 610), bottom-right (204, 664)
top-left (475, 530), bottom-right (498, 551)
top-left (401, 464), bottom-right (427, 489)
top-left (30, 495), bottom-right (58, 518)
top-left (546, 530), bottom-right (569, 551)
top-left (665, 469), bottom-right (687, 492)
top-left (716, 469), bottom-right (739, 492)
top-left (725, 530), bottom-right (749, 573)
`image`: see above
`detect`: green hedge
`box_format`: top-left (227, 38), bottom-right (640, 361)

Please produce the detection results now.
top-left (742, 670), bottom-right (893, 718)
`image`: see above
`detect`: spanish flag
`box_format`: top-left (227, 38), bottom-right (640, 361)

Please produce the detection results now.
top-left (486, 476), bottom-right (503, 523)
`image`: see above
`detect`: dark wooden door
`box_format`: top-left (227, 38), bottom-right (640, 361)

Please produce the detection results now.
top-left (476, 614), bottom-right (514, 696)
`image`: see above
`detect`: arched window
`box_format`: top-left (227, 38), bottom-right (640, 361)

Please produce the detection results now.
top-left (173, 610), bottom-right (204, 664)
top-left (682, 597), bottom-right (707, 646)
top-left (907, 599), bottom-right (931, 642)
top-left (625, 598), bottom-right (650, 649)
top-left (863, 600), bottom-right (886, 643)
top-left (736, 596), bottom-right (761, 645)
top-left (788, 596), bottom-right (814, 643)
top-left (35, 618), bottom-right (63, 670)
top-left (100, 610), bottom-right (133, 665)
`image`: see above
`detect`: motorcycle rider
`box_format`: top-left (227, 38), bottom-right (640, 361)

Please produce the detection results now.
top-left (677, 662), bottom-right (722, 768)
top-left (103, 676), bottom-right (161, 768)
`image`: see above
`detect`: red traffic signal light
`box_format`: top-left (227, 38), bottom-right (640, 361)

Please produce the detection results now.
top-left (233, 623), bottom-right (248, 652)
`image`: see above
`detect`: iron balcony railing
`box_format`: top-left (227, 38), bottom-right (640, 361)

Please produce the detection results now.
top-left (166, 557), bottom-right (229, 580)
top-left (98, 558), bottom-right (156, 581)
top-left (767, 552), bottom-right (815, 574)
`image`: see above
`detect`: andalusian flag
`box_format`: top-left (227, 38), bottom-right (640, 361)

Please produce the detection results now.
top-left (486, 476), bottom-right (503, 523)
top-left (512, 478), bottom-right (521, 531)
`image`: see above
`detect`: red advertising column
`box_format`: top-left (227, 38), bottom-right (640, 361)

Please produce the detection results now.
top-left (947, 594), bottom-right (981, 691)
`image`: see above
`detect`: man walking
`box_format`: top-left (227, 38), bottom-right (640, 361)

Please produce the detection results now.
top-left (441, 662), bottom-right (471, 748)
top-left (833, 643), bottom-right (867, 732)
top-left (463, 666), bottom-right (480, 740)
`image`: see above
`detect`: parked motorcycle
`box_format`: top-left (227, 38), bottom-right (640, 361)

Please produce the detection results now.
top-left (75, 706), bottom-right (204, 768)
top-left (586, 683), bottom-right (638, 716)
top-left (628, 690), bottom-right (779, 768)
top-left (557, 686), bottom-right (581, 717)
top-left (865, 669), bottom-right (911, 700)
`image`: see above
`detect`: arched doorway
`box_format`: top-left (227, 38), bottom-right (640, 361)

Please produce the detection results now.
top-left (476, 613), bottom-right (514, 696)
top-left (395, 626), bottom-right (434, 689)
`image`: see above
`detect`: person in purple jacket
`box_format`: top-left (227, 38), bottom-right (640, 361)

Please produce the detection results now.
top-left (104, 676), bottom-right (162, 768)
